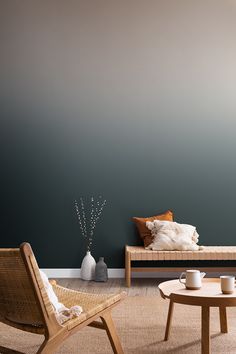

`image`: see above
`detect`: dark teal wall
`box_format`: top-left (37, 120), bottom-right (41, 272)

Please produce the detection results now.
top-left (1, 0), bottom-right (236, 268)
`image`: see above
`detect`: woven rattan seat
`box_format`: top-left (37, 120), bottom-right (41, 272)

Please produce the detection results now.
top-left (125, 245), bottom-right (236, 287)
top-left (0, 243), bottom-right (126, 354)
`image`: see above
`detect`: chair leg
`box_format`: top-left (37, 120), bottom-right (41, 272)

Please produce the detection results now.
top-left (36, 335), bottom-right (65, 354)
top-left (100, 312), bottom-right (124, 354)
top-left (36, 341), bottom-right (51, 354)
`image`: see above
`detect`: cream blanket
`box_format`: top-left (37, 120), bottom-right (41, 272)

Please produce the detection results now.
top-left (40, 270), bottom-right (83, 324)
top-left (146, 220), bottom-right (203, 251)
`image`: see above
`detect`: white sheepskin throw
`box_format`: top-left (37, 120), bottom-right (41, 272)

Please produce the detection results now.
top-left (146, 220), bottom-right (203, 251)
top-left (39, 270), bottom-right (83, 324)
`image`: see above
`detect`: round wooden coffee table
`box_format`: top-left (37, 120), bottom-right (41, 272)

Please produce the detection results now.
top-left (158, 278), bottom-right (236, 354)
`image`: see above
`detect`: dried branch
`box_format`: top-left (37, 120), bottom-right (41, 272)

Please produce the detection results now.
top-left (75, 196), bottom-right (106, 252)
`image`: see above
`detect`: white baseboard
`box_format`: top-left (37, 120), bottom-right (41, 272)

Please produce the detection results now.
top-left (41, 269), bottom-right (125, 278)
top-left (40, 268), bottom-right (235, 279)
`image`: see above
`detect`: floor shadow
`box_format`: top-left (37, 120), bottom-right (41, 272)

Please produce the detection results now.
top-left (0, 345), bottom-right (26, 354)
top-left (127, 332), bottom-right (230, 354)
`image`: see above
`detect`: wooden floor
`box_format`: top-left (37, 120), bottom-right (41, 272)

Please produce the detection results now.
top-left (56, 278), bottom-right (169, 296)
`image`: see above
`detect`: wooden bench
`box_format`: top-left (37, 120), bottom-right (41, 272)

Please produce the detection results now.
top-left (125, 245), bottom-right (236, 287)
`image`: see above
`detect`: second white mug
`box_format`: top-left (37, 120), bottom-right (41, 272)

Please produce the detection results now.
top-left (179, 269), bottom-right (206, 290)
top-left (220, 275), bottom-right (235, 294)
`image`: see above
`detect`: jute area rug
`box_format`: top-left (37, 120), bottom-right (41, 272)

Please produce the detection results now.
top-left (1, 295), bottom-right (236, 354)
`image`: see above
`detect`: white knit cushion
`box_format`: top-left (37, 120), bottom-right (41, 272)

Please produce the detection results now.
top-left (145, 220), bottom-right (202, 251)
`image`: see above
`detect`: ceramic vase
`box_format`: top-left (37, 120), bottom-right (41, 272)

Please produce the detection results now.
top-left (95, 257), bottom-right (108, 282)
top-left (80, 251), bottom-right (96, 280)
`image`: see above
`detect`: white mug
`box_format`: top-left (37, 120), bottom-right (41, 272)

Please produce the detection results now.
top-left (220, 275), bottom-right (235, 294)
top-left (179, 270), bottom-right (206, 290)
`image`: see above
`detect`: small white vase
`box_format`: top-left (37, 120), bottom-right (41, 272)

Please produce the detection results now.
top-left (80, 251), bottom-right (96, 280)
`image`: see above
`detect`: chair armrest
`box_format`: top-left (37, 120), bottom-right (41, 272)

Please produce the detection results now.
top-left (49, 279), bottom-right (57, 286)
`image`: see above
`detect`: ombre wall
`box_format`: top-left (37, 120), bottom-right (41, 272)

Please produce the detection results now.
top-left (1, 0), bottom-right (236, 268)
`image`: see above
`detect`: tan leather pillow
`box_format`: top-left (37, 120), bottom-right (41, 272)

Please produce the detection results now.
top-left (133, 210), bottom-right (174, 248)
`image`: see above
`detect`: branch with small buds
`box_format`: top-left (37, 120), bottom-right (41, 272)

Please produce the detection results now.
top-left (75, 196), bottom-right (106, 252)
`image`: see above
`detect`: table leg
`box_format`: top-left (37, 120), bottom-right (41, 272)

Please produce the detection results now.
top-left (164, 300), bottom-right (174, 341)
top-left (219, 307), bottom-right (228, 333)
top-left (201, 306), bottom-right (210, 354)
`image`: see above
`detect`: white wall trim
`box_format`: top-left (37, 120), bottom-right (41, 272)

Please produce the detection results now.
top-left (41, 268), bottom-right (125, 278)
top-left (40, 268), bottom-right (234, 279)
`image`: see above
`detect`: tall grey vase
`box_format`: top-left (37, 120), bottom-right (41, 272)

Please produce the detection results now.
top-left (80, 251), bottom-right (96, 280)
top-left (95, 257), bottom-right (108, 282)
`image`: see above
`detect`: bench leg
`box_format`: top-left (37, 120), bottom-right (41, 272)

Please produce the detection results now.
top-left (125, 249), bottom-right (131, 287)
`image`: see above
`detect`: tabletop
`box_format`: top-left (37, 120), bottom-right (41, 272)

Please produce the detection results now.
top-left (158, 278), bottom-right (236, 307)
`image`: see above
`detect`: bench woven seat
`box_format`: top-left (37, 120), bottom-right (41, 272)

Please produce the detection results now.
top-left (125, 245), bottom-right (236, 287)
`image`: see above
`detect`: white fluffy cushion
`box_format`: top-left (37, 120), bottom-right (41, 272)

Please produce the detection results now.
top-left (40, 270), bottom-right (83, 324)
top-left (145, 220), bottom-right (202, 251)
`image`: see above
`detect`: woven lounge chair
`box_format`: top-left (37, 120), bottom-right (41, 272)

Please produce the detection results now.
top-left (0, 243), bottom-right (126, 354)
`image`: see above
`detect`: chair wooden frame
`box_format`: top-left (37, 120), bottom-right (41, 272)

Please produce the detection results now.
top-left (0, 243), bottom-right (126, 354)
